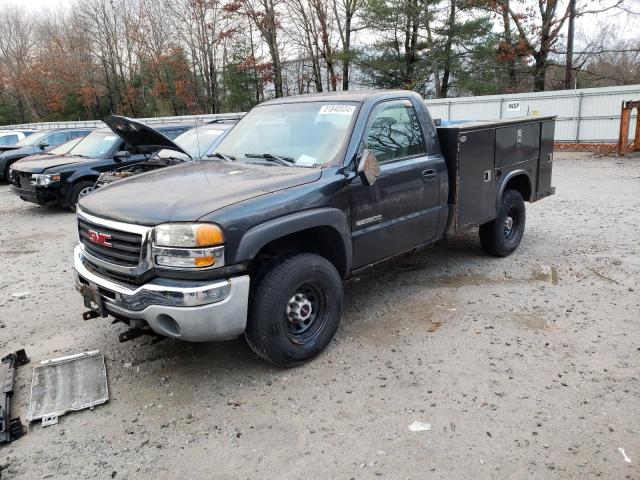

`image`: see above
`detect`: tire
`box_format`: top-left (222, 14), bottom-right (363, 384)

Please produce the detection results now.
top-left (67, 180), bottom-right (95, 212)
top-left (4, 160), bottom-right (16, 182)
top-left (245, 253), bottom-right (344, 367)
top-left (479, 189), bottom-right (526, 257)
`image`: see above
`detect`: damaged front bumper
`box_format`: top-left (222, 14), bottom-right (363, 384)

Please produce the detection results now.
top-left (73, 245), bottom-right (250, 342)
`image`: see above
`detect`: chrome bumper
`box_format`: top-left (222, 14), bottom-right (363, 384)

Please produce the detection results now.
top-left (73, 245), bottom-right (250, 342)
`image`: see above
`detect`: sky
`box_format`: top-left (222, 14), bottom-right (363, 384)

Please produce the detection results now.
top-left (5, 0), bottom-right (640, 47)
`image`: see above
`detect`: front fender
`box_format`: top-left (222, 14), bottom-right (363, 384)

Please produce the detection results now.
top-left (233, 208), bottom-right (352, 273)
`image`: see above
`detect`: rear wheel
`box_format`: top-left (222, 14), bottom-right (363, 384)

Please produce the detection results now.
top-left (245, 253), bottom-right (343, 367)
top-left (67, 180), bottom-right (95, 212)
top-left (479, 189), bottom-right (526, 257)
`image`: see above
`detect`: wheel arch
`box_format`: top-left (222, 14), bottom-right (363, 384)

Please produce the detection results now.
top-left (498, 170), bottom-right (532, 206)
top-left (234, 208), bottom-right (352, 278)
top-left (64, 176), bottom-right (98, 207)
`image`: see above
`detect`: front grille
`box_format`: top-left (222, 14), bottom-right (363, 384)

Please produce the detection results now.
top-left (78, 217), bottom-right (143, 268)
top-left (14, 172), bottom-right (35, 191)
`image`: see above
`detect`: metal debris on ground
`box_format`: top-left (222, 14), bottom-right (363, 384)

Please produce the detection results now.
top-left (408, 421), bottom-right (432, 432)
top-left (1, 349), bottom-right (29, 444)
top-left (10, 292), bottom-right (30, 298)
top-left (26, 350), bottom-right (108, 426)
top-left (618, 447), bottom-right (632, 463)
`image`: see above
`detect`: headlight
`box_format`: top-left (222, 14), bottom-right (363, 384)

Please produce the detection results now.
top-left (31, 173), bottom-right (61, 186)
top-left (154, 246), bottom-right (225, 269)
top-left (152, 223), bottom-right (225, 269)
top-left (154, 223), bottom-right (224, 247)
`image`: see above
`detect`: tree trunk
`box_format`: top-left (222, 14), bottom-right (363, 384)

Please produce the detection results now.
top-left (439, 0), bottom-right (456, 97)
top-left (501, 1), bottom-right (517, 91)
top-left (267, 37), bottom-right (283, 98)
top-left (564, 0), bottom-right (576, 89)
top-left (533, 54), bottom-right (547, 92)
top-left (342, 14), bottom-right (351, 90)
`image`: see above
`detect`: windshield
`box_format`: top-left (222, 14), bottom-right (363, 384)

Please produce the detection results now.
top-left (68, 131), bottom-right (120, 158)
top-left (14, 130), bottom-right (49, 147)
top-left (156, 126), bottom-right (226, 160)
top-left (48, 138), bottom-right (82, 155)
top-left (214, 102), bottom-right (358, 167)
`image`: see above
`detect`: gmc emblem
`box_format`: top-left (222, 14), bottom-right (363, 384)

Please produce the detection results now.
top-left (88, 230), bottom-right (112, 247)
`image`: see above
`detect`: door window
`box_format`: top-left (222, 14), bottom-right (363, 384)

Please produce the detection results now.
top-left (363, 101), bottom-right (426, 164)
top-left (69, 130), bottom-right (90, 139)
top-left (45, 132), bottom-right (68, 146)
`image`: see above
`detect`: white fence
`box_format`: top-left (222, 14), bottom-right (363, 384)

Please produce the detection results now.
top-left (2, 84), bottom-right (639, 143)
top-left (0, 113), bottom-right (245, 131)
top-left (425, 84), bottom-right (640, 143)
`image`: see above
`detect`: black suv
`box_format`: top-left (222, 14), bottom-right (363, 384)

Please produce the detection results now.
top-left (9, 123), bottom-right (192, 210)
top-left (0, 128), bottom-right (92, 181)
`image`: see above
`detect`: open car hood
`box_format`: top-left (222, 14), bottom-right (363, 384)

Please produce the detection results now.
top-left (103, 116), bottom-right (189, 156)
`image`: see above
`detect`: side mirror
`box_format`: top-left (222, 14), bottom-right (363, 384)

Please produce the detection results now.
top-left (38, 141), bottom-right (49, 150)
top-left (356, 148), bottom-right (380, 186)
top-left (113, 150), bottom-right (129, 161)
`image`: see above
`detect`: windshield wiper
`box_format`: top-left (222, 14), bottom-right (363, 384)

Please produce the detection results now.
top-left (244, 153), bottom-right (295, 167)
top-left (207, 152), bottom-right (235, 161)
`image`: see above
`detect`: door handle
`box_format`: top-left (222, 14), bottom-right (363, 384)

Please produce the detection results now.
top-left (422, 169), bottom-right (437, 182)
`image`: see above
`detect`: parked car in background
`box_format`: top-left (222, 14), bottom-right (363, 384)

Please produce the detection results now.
top-left (0, 128), bottom-right (92, 181)
top-left (94, 119), bottom-right (238, 189)
top-left (10, 137), bottom-right (86, 166)
top-left (9, 123), bottom-right (193, 210)
top-left (0, 129), bottom-right (37, 149)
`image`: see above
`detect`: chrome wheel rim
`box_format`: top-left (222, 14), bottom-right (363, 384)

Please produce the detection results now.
top-left (504, 208), bottom-right (519, 239)
top-left (284, 283), bottom-right (327, 344)
top-left (78, 186), bottom-right (94, 200)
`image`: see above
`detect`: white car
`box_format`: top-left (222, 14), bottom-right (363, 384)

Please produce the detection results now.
top-left (0, 129), bottom-right (38, 147)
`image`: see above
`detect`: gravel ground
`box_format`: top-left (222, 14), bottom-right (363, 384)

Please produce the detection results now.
top-left (0, 152), bottom-right (638, 479)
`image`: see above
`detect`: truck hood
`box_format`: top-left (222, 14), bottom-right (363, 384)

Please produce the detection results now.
top-left (79, 160), bottom-right (322, 225)
top-left (11, 154), bottom-right (93, 174)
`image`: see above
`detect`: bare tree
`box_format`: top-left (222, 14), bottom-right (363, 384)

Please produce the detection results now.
top-left (286, 0), bottom-right (324, 92)
top-left (497, 0), bottom-right (625, 91)
top-left (0, 5), bottom-right (38, 121)
top-left (332, 0), bottom-right (364, 90)
top-left (309, 0), bottom-right (338, 90)
top-left (235, 0), bottom-right (285, 97)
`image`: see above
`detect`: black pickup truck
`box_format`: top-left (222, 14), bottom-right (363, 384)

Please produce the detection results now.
top-left (74, 90), bottom-right (555, 366)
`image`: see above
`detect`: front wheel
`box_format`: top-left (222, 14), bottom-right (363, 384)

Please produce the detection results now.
top-left (245, 253), bottom-right (343, 367)
top-left (67, 180), bottom-right (95, 212)
top-left (479, 189), bottom-right (526, 257)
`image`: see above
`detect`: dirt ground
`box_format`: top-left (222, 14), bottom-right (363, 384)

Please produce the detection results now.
top-left (0, 152), bottom-right (638, 479)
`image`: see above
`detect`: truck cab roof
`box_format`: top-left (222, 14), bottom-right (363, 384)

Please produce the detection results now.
top-left (260, 89), bottom-right (422, 105)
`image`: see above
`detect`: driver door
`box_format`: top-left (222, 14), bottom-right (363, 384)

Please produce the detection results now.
top-left (349, 99), bottom-right (441, 269)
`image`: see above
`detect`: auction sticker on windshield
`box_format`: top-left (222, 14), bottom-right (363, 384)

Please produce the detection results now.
top-left (319, 104), bottom-right (356, 115)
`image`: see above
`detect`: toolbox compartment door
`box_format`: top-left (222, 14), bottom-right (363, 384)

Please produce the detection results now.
top-left (495, 123), bottom-right (541, 168)
top-left (456, 128), bottom-right (496, 230)
top-left (536, 120), bottom-right (555, 200)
